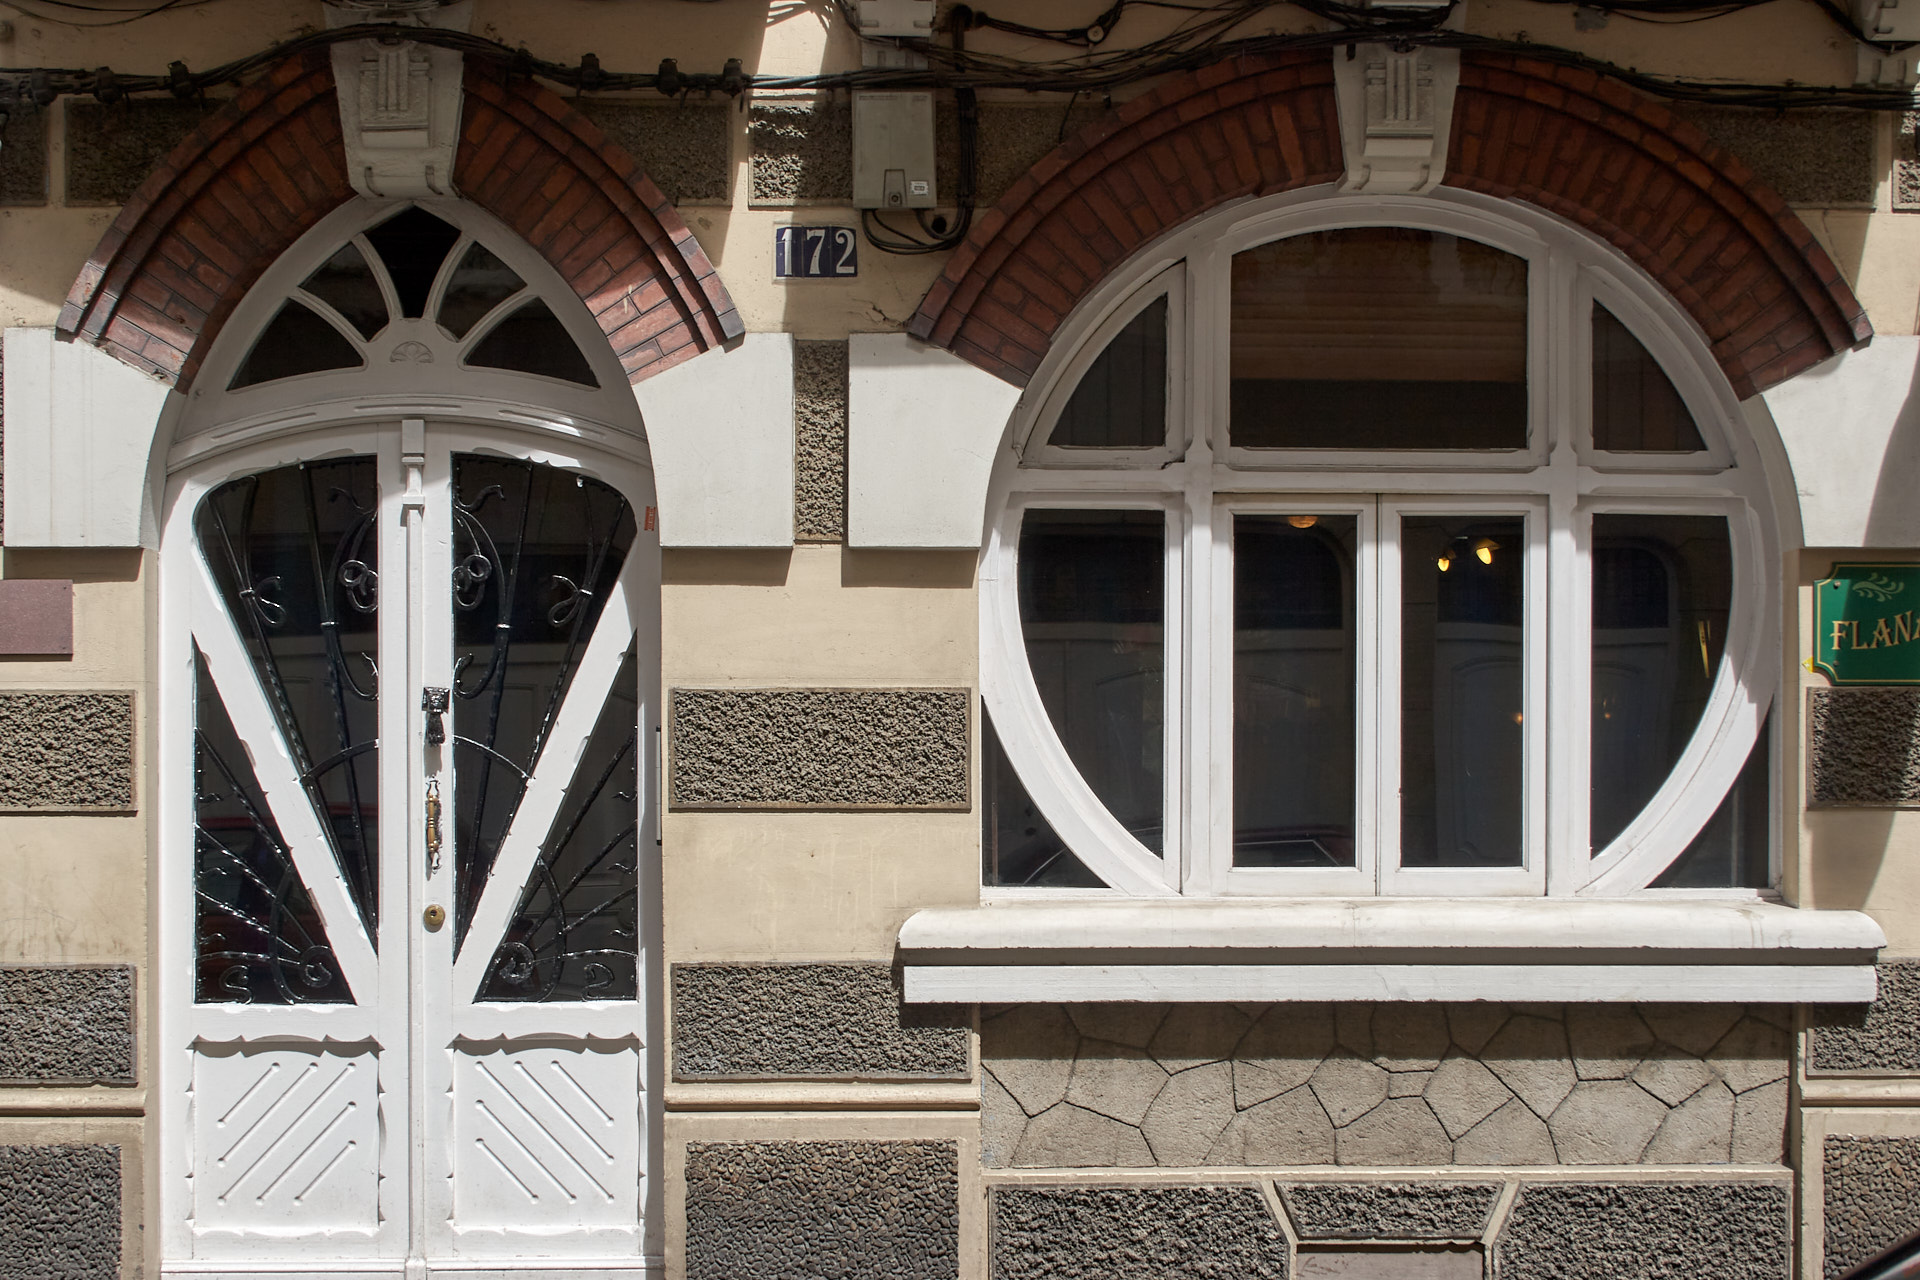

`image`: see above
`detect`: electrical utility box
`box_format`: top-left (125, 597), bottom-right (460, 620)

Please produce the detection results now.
top-left (853, 91), bottom-right (937, 210)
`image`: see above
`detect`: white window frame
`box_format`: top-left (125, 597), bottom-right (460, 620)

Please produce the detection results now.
top-left (980, 185), bottom-right (1782, 901)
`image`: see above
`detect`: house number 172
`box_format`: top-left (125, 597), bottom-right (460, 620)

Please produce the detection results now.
top-left (775, 225), bottom-right (858, 279)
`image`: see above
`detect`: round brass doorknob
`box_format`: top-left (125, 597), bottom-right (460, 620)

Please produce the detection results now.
top-left (423, 904), bottom-right (447, 930)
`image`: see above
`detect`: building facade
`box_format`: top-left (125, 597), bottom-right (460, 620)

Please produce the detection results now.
top-left (1, 1), bottom-right (1918, 1276)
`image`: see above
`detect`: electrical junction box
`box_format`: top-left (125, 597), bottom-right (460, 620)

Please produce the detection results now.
top-left (1856, 0), bottom-right (1920, 82)
top-left (856, 0), bottom-right (936, 38)
top-left (853, 91), bottom-right (937, 210)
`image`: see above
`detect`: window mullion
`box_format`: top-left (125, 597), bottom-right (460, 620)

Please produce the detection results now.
top-left (1372, 499), bottom-right (1400, 893)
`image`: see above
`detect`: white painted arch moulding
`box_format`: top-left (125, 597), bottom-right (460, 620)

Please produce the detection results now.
top-left (897, 899), bottom-right (1885, 1003)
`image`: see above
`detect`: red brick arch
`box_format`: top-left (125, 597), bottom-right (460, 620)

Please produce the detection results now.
top-left (909, 50), bottom-right (1870, 400)
top-left (58, 50), bottom-right (741, 391)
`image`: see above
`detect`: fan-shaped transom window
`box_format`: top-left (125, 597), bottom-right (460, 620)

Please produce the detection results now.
top-left (984, 195), bottom-right (1773, 898)
top-left (229, 204), bottom-right (599, 391)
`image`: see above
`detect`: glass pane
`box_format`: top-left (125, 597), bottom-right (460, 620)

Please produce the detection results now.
top-left (1590, 514), bottom-right (1733, 851)
top-left (1653, 713), bottom-right (1770, 888)
top-left (479, 646), bottom-right (640, 1002)
top-left (1233, 514), bottom-right (1358, 868)
top-left (450, 456), bottom-right (636, 945)
top-left (364, 205), bottom-right (462, 318)
top-left (438, 241), bottom-right (525, 340)
top-left (1017, 509), bottom-right (1164, 856)
top-left (1400, 515), bottom-right (1526, 868)
top-left (194, 648), bottom-right (353, 1005)
top-left (981, 707), bottom-right (1105, 888)
top-left (1049, 296), bottom-right (1167, 449)
top-left (229, 300), bottom-right (362, 390)
top-left (300, 242), bottom-right (388, 341)
top-left (1231, 229), bottom-right (1528, 450)
top-left (466, 299), bottom-right (599, 387)
top-left (196, 459), bottom-right (381, 934)
top-left (1592, 304), bottom-right (1705, 452)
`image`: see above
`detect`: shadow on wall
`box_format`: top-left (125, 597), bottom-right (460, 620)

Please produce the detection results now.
top-left (1865, 349), bottom-right (1920, 545)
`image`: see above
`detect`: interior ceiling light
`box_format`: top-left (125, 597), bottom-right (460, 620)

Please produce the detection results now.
top-left (1287, 514), bottom-right (1318, 529)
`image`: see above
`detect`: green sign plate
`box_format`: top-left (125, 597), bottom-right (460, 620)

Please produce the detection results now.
top-left (1814, 562), bottom-right (1920, 685)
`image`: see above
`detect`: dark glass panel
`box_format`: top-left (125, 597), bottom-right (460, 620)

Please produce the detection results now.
top-left (1017, 510), bottom-right (1164, 856)
top-left (194, 648), bottom-right (353, 1005)
top-left (1590, 514), bottom-right (1733, 851)
top-left (1050, 296), bottom-right (1167, 449)
top-left (438, 241), bottom-right (526, 340)
top-left (480, 646), bottom-right (640, 1002)
top-left (1230, 229), bottom-right (1528, 450)
top-left (364, 205), bottom-right (462, 318)
top-left (300, 242), bottom-right (388, 340)
top-left (466, 299), bottom-right (599, 387)
top-left (450, 456), bottom-right (636, 946)
top-left (1400, 515), bottom-right (1526, 868)
top-left (1592, 304), bottom-right (1706, 453)
top-left (229, 300), bottom-right (362, 390)
top-left (1653, 713), bottom-right (1771, 888)
top-left (1233, 514), bottom-right (1358, 868)
top-left (195, 459), bottom-right (381, 935)
top-left (981, 707), bottom-right (1105, 888)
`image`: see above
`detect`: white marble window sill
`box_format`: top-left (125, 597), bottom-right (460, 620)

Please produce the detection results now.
top-left (897, 899), bottom-right (1885, 1004)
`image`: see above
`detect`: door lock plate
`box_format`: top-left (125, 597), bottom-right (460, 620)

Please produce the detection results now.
top-left (423, 903), bottom-right (446, 930)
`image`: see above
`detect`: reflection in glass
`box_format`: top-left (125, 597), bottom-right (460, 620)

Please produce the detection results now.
top-left (194, 648), bottom-right (353, 1005)
top-left (1234, 514), bottom-right (1358, 868)
top-left (1050, 296), bottom-right (1167, 449)
top-left (439, 241), bottom-right (526, 340)
top-left (981, 707), bottom-right (1105, 888)
top-left (1231, 228), bottom-right (1528, 450)
top-left (1401, 515), bottom-right (1526, 867)
top-left (450, 456), bottom-right (635, 945)
top-left (1590, 514), bottom-right (1732, 851)
top-left (1592, 304), bottom-right (1705, 452)
top-left (196, 458), bottom-right (382, 933)
top-left (300, 242), bottom-right (388, 340)
top-left (1018, 510), bottom-right (1165, 856)
top-left (364, 205), bottom-right (462, 318)
top-left (229, 300), bottom-right (362, 389)
top-left (480, 646), bottom-right (640, 1001)
top-left (1653, 713), bottom-right (1770, 888)
top-left (467, 299), bottom-right (599, 387)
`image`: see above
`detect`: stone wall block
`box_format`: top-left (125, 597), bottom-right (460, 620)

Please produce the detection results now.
top-left (1641, 1082), bottom-right (1735, 1164)
top-left (748, 100), bottom-right (851, 204)
top-left (1496, 1182), bottom-right (1790, 1280)
top-left (1676, 105), bottom-right (1875, 205)
top-left (1063, 1042), bottom-right (1166, 1126)
top-left (1014, 1103), bottom-right (1154, 1168)
top-left (1336, 1097), bottom-right (1453, 1166)
top-left (1567, 1004), bottom-right (1657, 1080)
top-left (1309, 1053), bottom-right (1390, 1127)
top-left (1140, 1062), bottom-right (1235, 1166)
top-left (1482, 1014), bottom-right (1577, 1117)
top-left (1712, 1017), bottom-right (1791, 1093)
top-left (990, 1185), bottom-right (1287, 1280)
top-left (1206, 1085), bottom-right (1336, 1166)
top-left (1148, 1003), bottom-right (1253, 1073)
top-left (577, 100), bottom-right (731, 204)
top-left (1453, 1097), bottom-right (1558, 1166)
top-left (671, 963), bottom-right (968, 1080)
top-left (1730, 1081), bottom-right (1788, 1164)
top-left (1372, 1005), bottom-right (1450, 1071)
top-left (1811, 960), bottom-right (1920, 1072)
top-left (0, 691), bottom-right (136, 811)
top-left (1824, 1135), bottom-right (1920, 1278)
top-left (66, 99), bottom-right (219, 205)
top-left (793, 339), bottom-right (849, 543)
top-left (1632, 1044), bottom-right (1719, 1106)
top-left (0, 965), bottom-right (136, 1084)
top-left (1426, 1053), bottom-right (1513, 1139)
top-left (1234, 1004), bottom-right (1334, 1107)
top-left (0, 107), bottom-right (48, 206)
top-left (0, 1144), bottom-right (120, 1280)
top-left (1549, 1081), bottom-right (1667, 1164)
top-left (1808, 688), bottom-right (1920, 804)
top-left (669, 688), bottom-right (968, 809)
top-left (1279, 1181), bottom-right (1500, 1240)
top-left (983, 1004), bottom-right (1077, 1115)
top-left (1066, 1002), bottom-right (1168, 1048)
top-left (684, 1140), bottom-right (958, 1280)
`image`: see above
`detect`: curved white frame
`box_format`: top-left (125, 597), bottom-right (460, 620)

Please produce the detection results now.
top-left (155, 200), bottom-right (667, 1276)
top-left (981, 184), bottom-right (1782, 900)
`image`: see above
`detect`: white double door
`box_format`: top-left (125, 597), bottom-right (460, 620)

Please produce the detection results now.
top-left (160, 422), bottom-right (660, 1277)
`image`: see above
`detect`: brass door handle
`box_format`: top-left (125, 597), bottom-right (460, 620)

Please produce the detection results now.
top-left (425, 777), bottom-right (443, 875)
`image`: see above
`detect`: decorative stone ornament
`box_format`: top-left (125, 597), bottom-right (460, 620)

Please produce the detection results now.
top-left (1335, 44), bottom-right (1460, 193)
top-left (326, 0), bottom-right (471, 199)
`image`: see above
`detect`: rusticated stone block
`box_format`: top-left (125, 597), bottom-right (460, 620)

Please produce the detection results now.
top-left (1495, 1182), bottom-right (1790, 1280)
top-left (0, 691), bottom-right (136, 810)
top-left (748, 99), bottom-right (850, 204)
top-left (671, 963), bottom-right (968, 1080)
top-left (1676, 106), bottom-right (1874, 206)
top-left (1824, 1135), bottom-right (1920, 1278)
top-left (982, 1002), bottom-right (1788, 1169)
top-left (0, 965), bottom-right (135, 1084)
top-left (0, 1145), bottom-right (120, 1280)
top-left (991, 1185), bottom-right (1286, 1279)
top-left (684, 1140), bottom-right (957, 1280)
top-left (1808, 688), bottom-right (1920, 805)
top-left (1279, 1182), bottom-right (1499, 1240)
top-left (0, 106), bottom-right (47, 206)
top-left (577, 100), bottom-right (731, 205)
top-left (66, 99), bottom-right (220, 205)
top-left (669, 688), bottom-right (968, 809)
top-left (1811, 960), bottom-right (1920, 1072)
top-left (794, 340), bottom-right (848, 543)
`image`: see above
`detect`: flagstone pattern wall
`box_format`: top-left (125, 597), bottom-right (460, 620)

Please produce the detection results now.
top-left (982, 1002), bottom-right (1790, 1169)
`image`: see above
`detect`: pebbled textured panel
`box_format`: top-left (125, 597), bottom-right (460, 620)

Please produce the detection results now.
top-left (0, 691), bottom-right (135, 810)
top-left (0, 1144), bottom-right (120, 1280)
top-left (1495, 1181), bottom-right (1789, 1280)
top-left (991, 1184), bottom-right (1287, 1280)
top-left (1280, 1182), bottom-right (1499, 1240)
top-left (0, 965), bottom-right (135, 1084)
top-left (1811, 960), bottom-right (1920, 1073)
top-left (1823, 1135), bottom-right (1920, 1278)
